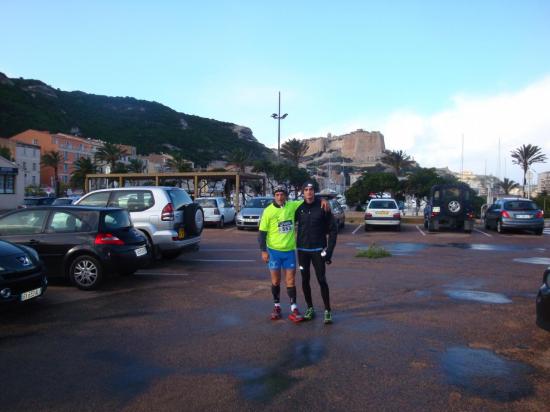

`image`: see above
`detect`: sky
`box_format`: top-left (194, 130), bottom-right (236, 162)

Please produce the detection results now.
top-left (2, 0), bottom-right (550, 183)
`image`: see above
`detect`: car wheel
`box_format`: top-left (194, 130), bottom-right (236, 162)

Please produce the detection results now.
top-left (218, 217), bottom-right (224, 229)
top-left (428, 220), bottom-right (435, 232)
top-left (496, 220), bottom-right (505, 234)
top-left (396, 224), bottom-right (401, 232)
top-left (185, 204), bottom-right (204, 235)
top-left (484, 219), bottom-right (490, 230)
top-left (161, 250), bottom-right (182, 260)
top-left (535, 228), bottom-right (543, 236)
top-left (237, 226), bottom-right (244, 230)
top-left (364, 223), bottom-right (369, 232)
top-left (423, 219), bottom-right (428, 229)
top-left (69, 255), bottom-right (103, 290)
top-left (140, 230), bottom-right (158, 260)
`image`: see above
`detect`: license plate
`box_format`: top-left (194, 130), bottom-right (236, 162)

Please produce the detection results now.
top-left (178, 228), bottom-right (185, 239)
top-left (135, 246), bottom-right (147, 257)
top-left (516, 215), bottom-right (531, 219)
top-left (244, 219), bottom-right (257, 222)
top-left (377, 211), bottom-right (389, 216)
top-left (20, 287), bottom-right (42, 301)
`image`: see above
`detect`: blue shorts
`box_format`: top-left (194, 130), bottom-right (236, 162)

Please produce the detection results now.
top-left (267, 248), bottom-right (296, 270)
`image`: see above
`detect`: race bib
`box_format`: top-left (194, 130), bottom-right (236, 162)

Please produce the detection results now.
top-left (278, 220), bottom-right (293, 234)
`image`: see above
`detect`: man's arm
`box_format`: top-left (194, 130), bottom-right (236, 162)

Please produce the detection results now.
top-left (324, 211), bottom-right (338, 264)
top-left (258, 230), bottom-right (269, 263)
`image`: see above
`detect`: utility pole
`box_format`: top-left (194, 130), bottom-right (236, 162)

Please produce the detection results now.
top-left (271, 91), bottom-right (288, 160)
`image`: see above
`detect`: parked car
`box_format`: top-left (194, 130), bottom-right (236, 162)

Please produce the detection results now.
top-left (0, 206), bottom-right (150, 290)
top-left (365, 198), bottom-right (401, 231)
top-left (423, 183), bottom-right (474, 233)
top-left (236, 197), bottom-right (273, 230)
top-left (537, 267), bottom-right (550, 331)
top-left (0, 239), bottom-right (47, 303)
top-left (75, 187), bottom-right (203, 259)
top-left (484, 198), bottom-right (544, 235)
top-left (18, 196), bottom-right (56, 209)
top-left (52, 196), bottom-right (80, 206)
top-left (196, 197), bottom-right (236, 228)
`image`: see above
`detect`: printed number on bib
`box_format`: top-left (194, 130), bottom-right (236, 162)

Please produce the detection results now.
top-left (278, 220), bottom-right (293, 234)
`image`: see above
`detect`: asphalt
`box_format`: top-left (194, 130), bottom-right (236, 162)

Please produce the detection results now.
top-left (1, 222), bottom-right (549, 411)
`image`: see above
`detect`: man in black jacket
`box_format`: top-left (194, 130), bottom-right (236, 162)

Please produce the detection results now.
top-left (295, 181), bottom-right (338, 324)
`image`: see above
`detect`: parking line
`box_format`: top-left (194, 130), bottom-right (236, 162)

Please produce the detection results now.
top-left (352, 224), bottom-right (364, 234)
top-left (224, 227), bottom-right (236, 232)
top-left (415, 225), bottom-right (426, 236)
top-left (474, 228), bottom-right (492, 237)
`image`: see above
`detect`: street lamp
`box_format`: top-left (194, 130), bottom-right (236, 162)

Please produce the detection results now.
top-left (271, 91), bottom-right (288, 160)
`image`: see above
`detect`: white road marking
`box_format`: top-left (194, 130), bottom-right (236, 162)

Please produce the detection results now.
top-left (474, 228), bottom-right (492, 237)
top-left (415, 225), bottom-right (426, 236)
top-left (352, 224), bottom-right (364, 234)
top-left (189, 259), bottom-right (256, 262)
top-left (224, 227), bottom-right (236, 232)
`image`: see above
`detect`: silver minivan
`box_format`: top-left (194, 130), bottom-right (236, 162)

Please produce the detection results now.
top-left (76, 187), bottom-right (203, 259)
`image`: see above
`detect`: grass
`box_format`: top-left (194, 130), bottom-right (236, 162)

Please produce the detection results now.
top-left (355, 243), bottom-right (392, 259)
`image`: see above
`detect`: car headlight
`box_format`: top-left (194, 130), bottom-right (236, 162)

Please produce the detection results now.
top-left (18, 245), bottom-right (40, 263)
top-left (236, 213), bottom-right (243, 220)
top-left (0, 265), bottom-right (5, 272)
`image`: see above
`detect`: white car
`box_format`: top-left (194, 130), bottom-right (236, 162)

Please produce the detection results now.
top-left (365, 198), bottom-right (401, 231)
top-left (196, 197), bottom-right (236, 228)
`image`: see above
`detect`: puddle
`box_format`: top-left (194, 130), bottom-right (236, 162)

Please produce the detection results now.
top-left (445, 279), bottom-right (486, 290)
top-left (340, 317), bottom-right (388, 333)
top-left (445, 243), bottom-right (538, 252)
top-left (445, 290), bottom-right (512, 304)
top-left (219, 338), bottom-right (325, 402)
top-left (513, 257), bottom-right (550, 265)
top-left (380, 243), bottom-right (429, 256)
top-left (90, 350), bottom-right (172, 398)
top-left (218, 314), bottom-right (242, 327)
top-left (415, 290), bottom-right (432, 298)
top-left (441, 347), bottom-right (533, 401)
top-left (354, 242), bottom-right (545, 256)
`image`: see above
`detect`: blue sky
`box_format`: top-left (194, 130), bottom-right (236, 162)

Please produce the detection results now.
top-left (2, 0), bottom-right (550, 183)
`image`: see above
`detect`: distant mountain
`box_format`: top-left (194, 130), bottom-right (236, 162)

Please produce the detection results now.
top-left (0, 72), bottom-right (273, 165)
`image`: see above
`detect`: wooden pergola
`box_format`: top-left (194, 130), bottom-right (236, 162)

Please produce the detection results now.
top-left (84, 171), bottom-right (266, 210)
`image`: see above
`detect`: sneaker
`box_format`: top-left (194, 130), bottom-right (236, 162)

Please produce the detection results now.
top-left (324, 310), bottom-right (333, 324)
top-left (304, 307), bottom-right (315, 321)
top-left (271, 306), bottom-right (282, 320)
top-left (288, 308), bottom-right (304, 323)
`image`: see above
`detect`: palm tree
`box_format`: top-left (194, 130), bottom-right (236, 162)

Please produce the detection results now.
top-left (228, 149), bottom-right (250, 173)
top-left (127, 158), bottom-right (145, 173)
top-left (380, 150), bottom-right (413, 177)
top-left (167, 152), bottom-right (193, 172)
top-left (280, 138), bottom-right (309, 166)
top-left (41, 150), bottom-right (64, 196)
top-left (498, 177), bottom-right (519, 195)
top-left (511, 144), bottom-right (547, 197)
top-left (70, 157), bottom-right (97, 190)
top-left (95, 142), bottom-right (127, 172)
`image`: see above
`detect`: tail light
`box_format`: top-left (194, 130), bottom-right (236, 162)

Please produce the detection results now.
top-left (365, 213), bottom-right (372, 218)
top-left (431, 211), bottom-right (439, 217)
top-left (95, 233), bottom-right (124, 245)
top-left (161, 203), bottom-right (175, 221)
top-left (213, 208), bottom-right (220, 215)
top-left (393, 213), bottom-right (401, 219)
top-left (501, 210), bottom-right (511, 218)
top-left (466, 211), bottom-right (475, 219)
top-left (535, 211), bottom-right (544, 218)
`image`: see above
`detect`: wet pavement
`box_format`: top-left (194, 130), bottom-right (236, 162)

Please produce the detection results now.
top-left (1, 223), bottom-right (549, 411)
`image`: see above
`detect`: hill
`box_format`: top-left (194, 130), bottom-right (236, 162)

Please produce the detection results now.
top-left (0, 72), bottom-right (273, 166)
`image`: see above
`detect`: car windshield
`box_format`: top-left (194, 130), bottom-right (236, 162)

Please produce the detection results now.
top-left (102, 210), bottom-right (132, 230)
top-left (196, 198), bottom-right (217, 208)
top-left (503, 201), bottom-right (537, 211)
top-left (245, 198), bottom-right (272, 208)
top-left (368, 200), bottom-right (397, 209)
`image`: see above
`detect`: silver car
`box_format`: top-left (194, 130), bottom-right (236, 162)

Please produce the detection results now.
top-left (236, 197), bottom-right (273, 230)
top-left (76, 187), bottom-right (204, 259)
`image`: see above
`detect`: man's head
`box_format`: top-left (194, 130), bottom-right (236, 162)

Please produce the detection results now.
top-left (273, 185), bottom-right (288, 206)
top-left (302, 181), bottom-right (315, 203)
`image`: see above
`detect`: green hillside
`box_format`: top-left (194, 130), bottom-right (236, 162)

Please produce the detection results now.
top-left (0, 72), bottom-right (273, 166)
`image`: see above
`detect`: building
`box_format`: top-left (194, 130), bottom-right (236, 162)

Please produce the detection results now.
top-left (0, 137), bottom-right (41, 188)
top-left (0, 154), bottom-right (24, 209)
top-left (538, 171), bottom-right (550, 195)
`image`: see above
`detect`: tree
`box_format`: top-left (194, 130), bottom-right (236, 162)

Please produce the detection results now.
top-left (280, 138), bottom-right (309, 166)
top-left (95, 142), bottom-right (127, 171)
top-left (167, 152), bottom-right (193, 172)
top-left (403, 167), bottom-right (458, 199)
top-left (70, 157), bottom-right (97, 190)
top-left (380, 150), bottom-right (413, 177)
top-left (511, 144), bottom-right (547, 197)
top-left (41, 150), bottom-right (63, 196)
top-left (228, 149), bottom-right (251, 173)
top-left (498, 178), bottom-right (519, 195)
top-left (345, 172), bottom-right (399, 205)
top-left (0, 146), bottom-right (13, 161)
top-left (127, 158), bottom-right (145, 173)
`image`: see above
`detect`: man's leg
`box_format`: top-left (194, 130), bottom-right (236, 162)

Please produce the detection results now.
top-left (299, 251), bottom-right (315, 320)
top-left (285, 259), bottom-right (304, 323)
top-left (311, 252), bottom-right (332, 323)
top-left (268, 248), bottom-right (283, 320)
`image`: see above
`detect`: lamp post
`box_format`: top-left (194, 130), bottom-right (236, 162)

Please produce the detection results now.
top-left (271, 91), bottom-right (288, 160)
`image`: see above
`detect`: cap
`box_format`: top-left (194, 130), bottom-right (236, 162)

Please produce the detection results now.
top-left (273, 184), bottom-right (288, 195)
top-left (302, 181), bottom-right (315, 190)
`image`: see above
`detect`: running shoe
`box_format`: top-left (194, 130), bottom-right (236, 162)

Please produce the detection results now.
top-left (271, 305), bottom-right (282, 320)
top-left (288, 308), bottom-right (304, 323)
top-left (304, 307), bottom-right (315, 321)
top-left (324, 310), bottom-right (333, 324)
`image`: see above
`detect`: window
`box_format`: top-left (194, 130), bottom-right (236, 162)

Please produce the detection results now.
top-left (32, 163), bottom-right (36, 171)
top-left (78, 191), bottom-right (111, 207)
top-left (33, 139), bottom-right (38, 145)
top-left (0, 210), bottom-right (49, 236)
top-left (47, 211), bottom-right (91, 233)
top-left (102, 210), bottom-right (131, 230)
top-left (0, 175), bottom-right (15, 194)
top-left (23, 161), bottom-right (27, 170)
top-left (108, 190), bottom-right (154, 212)
top-left (32, 176), bottom-right (36, 185)
top-left (168, 189), bottom-right (192, 210)
top-left (196, 198), bottom-right (217, 208)
top-left (51, 136), bottom-right (57, 144)
top-left (64, 163), bottom-right (68, 172)
top-left (62, 175), bottom-right (68, 183)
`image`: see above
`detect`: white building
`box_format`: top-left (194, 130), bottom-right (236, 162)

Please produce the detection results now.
top-left (537, 171), bottom-right (550, 195)
top-left (15, 141), bottom-right (41, 188)
top-left (0, 155), bottom-right (24, 209)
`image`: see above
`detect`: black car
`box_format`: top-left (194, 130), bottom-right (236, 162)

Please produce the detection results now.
top-left (18, 196), bottom-right (56, 209)
top-left (0, 206), bottom-right (150, 290)
top-left (423, 183), bottom-right (475, 233)
top-left (537, 267), bottom-right (550, 331)
top-left (0, 239), bottom-right (47, 304)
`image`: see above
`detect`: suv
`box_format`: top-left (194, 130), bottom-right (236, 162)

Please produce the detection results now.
top-left (423, 183), bottom-right (474, 233)
top-left (76, 187), bottom-right (203, 259)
